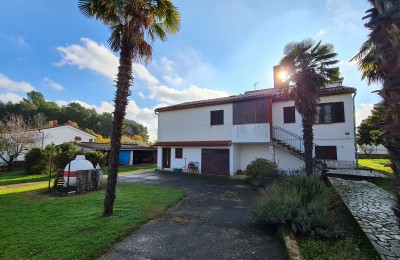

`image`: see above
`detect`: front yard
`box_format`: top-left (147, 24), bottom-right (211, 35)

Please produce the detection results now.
top-left (0, 183), bottom-right (184, 259)
top-left (0, 163), bottom-right (157, 186)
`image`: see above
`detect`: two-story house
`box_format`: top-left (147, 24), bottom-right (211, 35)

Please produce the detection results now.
top-left (154, 81), bottom-right (357, 176)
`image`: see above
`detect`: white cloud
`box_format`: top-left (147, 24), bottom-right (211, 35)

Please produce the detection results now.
top-left (163, 74), bottom-right (183, 86)
top-left (56, 38), bottom-right (158, 84)
top-left (0, 73), bottom-right (35, 92)
top-left (149, 84), bottom-right (228, 104)
top-left (356, 102), bottom-right (374, 126)
top-left (161, 57), bottom-right (174, 72)
top-left (44, 77), bottom-right (64, 91)
top-left (316, 28), bottom-right (328, 37)
top-left (138, 91), bottom-right (145, 99)
top-left (132, 63), bottom-right (158, 84)
top-left (0, 92), bottom-right (24, 103)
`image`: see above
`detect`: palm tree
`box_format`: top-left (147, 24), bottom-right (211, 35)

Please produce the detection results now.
top-left (278, 39), bottom-right (340, 176)
top-left (351, 0), bottom-right (400, 223)
top-left (78, 0), bottom-right (180, 217)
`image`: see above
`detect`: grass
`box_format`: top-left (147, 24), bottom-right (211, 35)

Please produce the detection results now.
top-left (357, 159), bottom-right (396, 195)
top-left (297, 191), bottom-right (380, 260)
top-left (0, 183), bottom-right (185, 260)
top-left (358, 159), bottom-right (393, 175)
top-left (0, 170), bottom-right (50, 186)
top-left (111, 163), bottom-right (157, 175)
top-left (0, 182), bottom-right (48, 195)
top-left (0, 163), bottom-right (157, 186)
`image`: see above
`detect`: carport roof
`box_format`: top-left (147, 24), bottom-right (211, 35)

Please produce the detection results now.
top-left (154, 140), bottom-right (232, 147)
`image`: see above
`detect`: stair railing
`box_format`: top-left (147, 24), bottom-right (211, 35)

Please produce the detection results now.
top-left (272, 126), bottom-right (327, 174)
top-left (272, 126), bottom-right (305, 153)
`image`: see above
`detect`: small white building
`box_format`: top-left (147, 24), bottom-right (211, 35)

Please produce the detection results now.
top-left (154, 83), bottom-right (357, 175)
top-left (9, 123), bottom-right (97, 161)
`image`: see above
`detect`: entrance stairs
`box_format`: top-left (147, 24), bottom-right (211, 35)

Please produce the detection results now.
top-left (271, 126), bottom-right (326, 172)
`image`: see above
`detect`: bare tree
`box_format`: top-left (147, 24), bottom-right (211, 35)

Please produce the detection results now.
top-left (0, 115), bottom-right (36, 171)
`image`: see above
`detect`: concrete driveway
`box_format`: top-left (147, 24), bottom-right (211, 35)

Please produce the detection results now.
top-left (101, 171), bottom-right (285, 260)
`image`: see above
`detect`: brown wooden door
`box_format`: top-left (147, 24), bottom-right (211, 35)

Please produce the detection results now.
top-left (201, 149), bottom-right (229, 175)
top-left (162, 148), bottom-right (171, 169)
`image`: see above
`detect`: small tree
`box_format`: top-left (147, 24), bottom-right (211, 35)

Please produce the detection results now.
top-left (357, 103), bottom-right (385, 151)
top-left (0, 115), bottom-right (36, 171)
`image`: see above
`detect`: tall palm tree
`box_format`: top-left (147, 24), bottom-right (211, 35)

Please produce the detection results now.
top-left (78, 0), bottom-right (180, 217)
top-left (352, 0), bottom-right (400, 223)
top-left (278, 39), bottom-right (340, 176)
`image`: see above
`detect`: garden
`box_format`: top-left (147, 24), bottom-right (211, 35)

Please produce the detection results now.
top-left (246, 158), bottom-right (382, 260)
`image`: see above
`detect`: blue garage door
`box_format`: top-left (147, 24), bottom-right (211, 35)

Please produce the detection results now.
top-left (119, 151), bottom-right (130, 165)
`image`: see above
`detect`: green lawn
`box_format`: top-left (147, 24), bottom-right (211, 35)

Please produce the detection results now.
top-left (358, 159), bottom-right (393, 175)
top-left (0, 163), bottom-right (157, 186)
top-left (0, 170), bottom-right (50, 186)
top-left (0, 183), bottom-right (184, 259)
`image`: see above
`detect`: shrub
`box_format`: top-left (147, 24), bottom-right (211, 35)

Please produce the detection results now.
top-left (254, 175), bottom-right (339, 238)
top-left (85, 150), bottom-right (107, 168)
top-left (53, 142), bottom-right (79, 169)
top-left (245, 158), bottom-right (280, 186)
top-left (25, 148), bottom-right (47, 174)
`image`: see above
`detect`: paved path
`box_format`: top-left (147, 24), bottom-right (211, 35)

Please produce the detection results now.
top-left (101, 172), bottom-right (285, 260)
top-left (329, 177), bottom-right (400, 260)
top-left (327, 168), bottom-right (388, 178)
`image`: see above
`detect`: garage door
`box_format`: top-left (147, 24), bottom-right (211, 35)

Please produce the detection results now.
top-left (201, 149), bottom-right (230, 176)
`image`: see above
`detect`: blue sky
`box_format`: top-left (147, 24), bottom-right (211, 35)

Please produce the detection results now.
top-left (0, 0), bottom-right (381, 140)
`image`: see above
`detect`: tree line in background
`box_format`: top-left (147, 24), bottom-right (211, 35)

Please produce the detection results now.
top-left (0, 91), bottom-right (149, 143)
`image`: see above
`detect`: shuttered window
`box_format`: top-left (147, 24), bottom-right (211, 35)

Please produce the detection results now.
top-left (314, 102), bottom-right (345, 124)
top-left (233, 99), bottom-right (268, 125)
top-left (210, 110), bottom-right (224, 125)
top-left (283, 106), bottom-right (295, 123)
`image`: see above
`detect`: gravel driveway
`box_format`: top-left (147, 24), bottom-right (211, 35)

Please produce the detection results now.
top-left (100, 171), bottom-right (285, 260)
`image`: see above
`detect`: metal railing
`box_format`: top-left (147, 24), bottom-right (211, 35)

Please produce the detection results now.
top-left (272, 126), bottom-right (327, 174)
top-left (272, 126), bottom-right (305, 153)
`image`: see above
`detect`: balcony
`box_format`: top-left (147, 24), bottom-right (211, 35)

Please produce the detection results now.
top-left (231, 123), bottom-right (270, 143)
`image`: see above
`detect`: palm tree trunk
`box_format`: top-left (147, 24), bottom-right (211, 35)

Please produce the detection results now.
top-left (103, 31), bottom-right (133, 217)
top-left (380, 75), bottom-right (400, 225)
top-left (302, 116), bottom-right (314, 176)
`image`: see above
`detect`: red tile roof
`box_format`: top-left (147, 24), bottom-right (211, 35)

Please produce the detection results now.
top-left (154, 140), bottom-right (232, 147)
top-left (155, 86), bottom-right (356, 112)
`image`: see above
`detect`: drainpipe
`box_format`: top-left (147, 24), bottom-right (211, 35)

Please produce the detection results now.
top-left (352, 91), bottom-right (358, 168)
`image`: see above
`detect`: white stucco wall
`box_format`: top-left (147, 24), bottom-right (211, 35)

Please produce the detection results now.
top-left (157, 146), bottom-right (231, 173)
top-left (235, 143), bottom-right (270, 171)
top-left (272, 93), bottom-right (356, 162)
top-left (158, 104), bottom-right (233, 142)
top-left (37, 125), bottom-right (96, 147)
top-left (232, 123), bottom-right (270, 143)
top-left (273, 146), bottom-right (305, 171)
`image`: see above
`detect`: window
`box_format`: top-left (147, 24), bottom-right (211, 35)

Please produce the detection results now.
top-left (233, 99), bottom-right (268, 125)
top-left (314, 102), bottom-right (345, 124)
top-left (175, 148), bottom-right (183, 159)
top-left (210, 110), bottom-right (224, 125)
top-left (283, 106), bottom-right (295, 123)
top-left (315, 146), bottom-right (337, 160)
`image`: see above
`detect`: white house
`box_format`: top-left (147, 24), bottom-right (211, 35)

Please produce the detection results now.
top-left (154, 81), bottom-right (357, 176)
top-left (11, 123), bottom-right (97, 161)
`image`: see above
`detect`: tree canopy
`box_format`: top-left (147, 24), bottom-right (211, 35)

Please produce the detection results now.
top-left (0, 91), bottom-right (149, 142)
